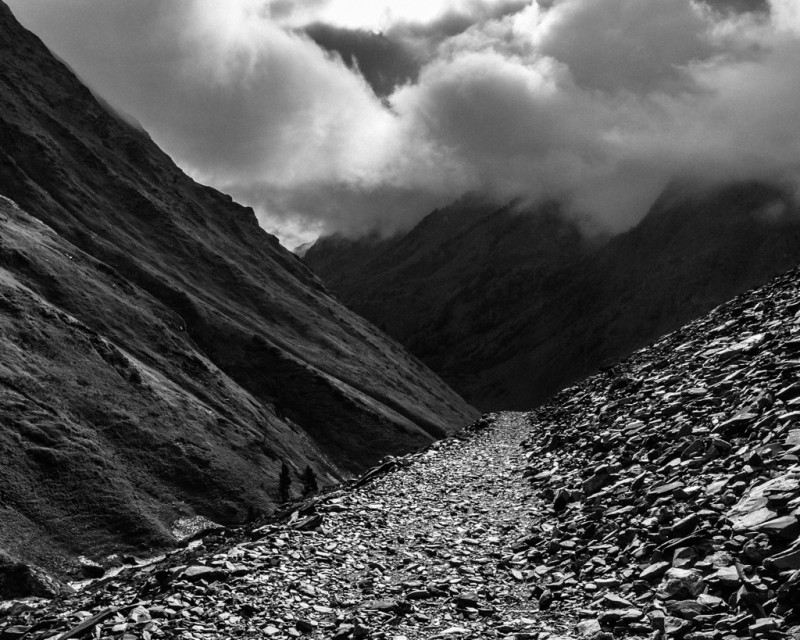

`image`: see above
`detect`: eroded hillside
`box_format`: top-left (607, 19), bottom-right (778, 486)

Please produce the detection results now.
top-left (0, 0), bottom-right (476, 578)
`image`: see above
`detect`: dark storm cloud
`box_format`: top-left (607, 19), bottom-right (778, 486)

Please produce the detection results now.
top-left (389, 0), bottom-right (800, 227)
top-left (702, 0), bottom-right (770, 15)
top-left (268, 0), bottom-right (326, 21)
top-left (6, 0), bottom-right (800, 246)
top-left (302, 24), bottom-right (421, 97)
top-left (532, 0), bottom-right (716, 92)
top-left (383, 0), bottom-right (531, 66)
top-left (392, 0), bottom-right (530, 40)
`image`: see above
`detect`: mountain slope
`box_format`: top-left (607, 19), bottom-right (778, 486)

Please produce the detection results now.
top-left (306, 184), bottom-right (800, 410)
top-left (5, 260), bottom-right (800, 636)
top-left (0, 1), bottom-right (476, 578)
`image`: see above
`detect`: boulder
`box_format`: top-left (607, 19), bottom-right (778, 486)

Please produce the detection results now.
top-left (0, 551), bottom-right (73, 599)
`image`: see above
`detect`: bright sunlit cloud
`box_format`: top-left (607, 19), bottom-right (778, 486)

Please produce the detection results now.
top-left (270, 0), bottom-right (516, 30)
top-left (6, 0), bottom-right (800, 247)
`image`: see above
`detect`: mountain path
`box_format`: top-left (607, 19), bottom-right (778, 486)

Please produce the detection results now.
top-left (208, 413), bottom-right (572, 639)
top-left (287, 412), bottom-right (562, 639)
top-left (1, 414), bottom-right (578, 640)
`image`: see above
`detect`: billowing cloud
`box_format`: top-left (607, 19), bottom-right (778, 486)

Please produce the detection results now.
top-left (6, 0), bottom-right (800, 245)
top-left (269, 0), bottom-right (528, 32)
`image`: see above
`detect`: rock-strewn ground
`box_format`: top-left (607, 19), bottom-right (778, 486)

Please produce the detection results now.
top-left (5, 267), bottom-right (800, 639)
top-left (1, 415), bottom-right (572, 640)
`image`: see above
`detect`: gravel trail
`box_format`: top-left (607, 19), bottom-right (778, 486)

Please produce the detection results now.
top-left (1, 414), bottom-right (575, 640)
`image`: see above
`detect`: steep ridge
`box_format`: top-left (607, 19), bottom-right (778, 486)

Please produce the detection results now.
top-left (306, 196), bottom-right (594, 406)
top-left (306, 184), bottom-right (800, 410)
top-left (0, 2), bottom-right (476, 577)
top-left (5, 245), bottom-right (800, 637)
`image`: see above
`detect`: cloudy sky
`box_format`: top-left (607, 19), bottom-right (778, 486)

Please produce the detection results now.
top-left (7, 0), bottom-right (800, 247)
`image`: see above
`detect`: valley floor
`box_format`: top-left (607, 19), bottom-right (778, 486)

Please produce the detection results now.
top-left (7, 265), bottom-right (800, 640)
top-left (0, 414), bottom-right (581, 640)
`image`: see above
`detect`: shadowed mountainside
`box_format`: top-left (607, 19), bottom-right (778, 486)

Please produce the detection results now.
top-left (306, 184), bottom-right (800, 410)
top-left (6, 253), bottom-right (800, 636)
top-left (0, 1), bottom-right (476, 579)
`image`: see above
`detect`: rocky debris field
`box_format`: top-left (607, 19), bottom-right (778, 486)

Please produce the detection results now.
top-left (0, 416), bottom-right (571, 640)
top-left (511, 264), bottom-right (800, 640)
top-left (4, 267), bottom-right (800, 640)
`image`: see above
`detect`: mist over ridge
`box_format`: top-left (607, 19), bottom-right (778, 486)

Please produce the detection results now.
top-left (6, 0), bottom-right (799, 245)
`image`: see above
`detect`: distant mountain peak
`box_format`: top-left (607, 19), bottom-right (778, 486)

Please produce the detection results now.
top-left (307, 183), bottom-right (800, 410)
